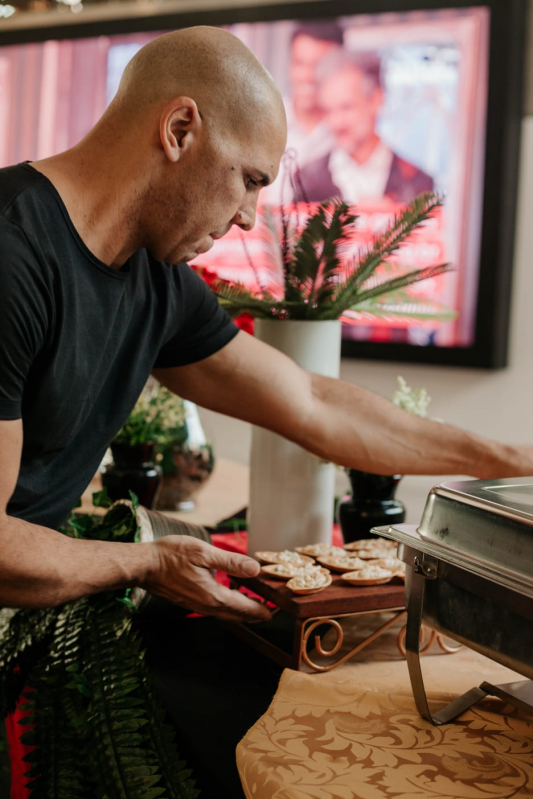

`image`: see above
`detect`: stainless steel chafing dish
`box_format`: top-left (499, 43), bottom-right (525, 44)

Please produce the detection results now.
top-left (375, 477), bottom-right (533, 725)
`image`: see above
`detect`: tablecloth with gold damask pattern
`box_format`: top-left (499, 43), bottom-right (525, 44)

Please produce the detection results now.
top-left (237, 615), bottom-right (533, 799)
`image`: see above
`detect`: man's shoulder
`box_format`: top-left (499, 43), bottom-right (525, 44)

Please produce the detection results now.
top-left (0, 163), bottom-right (42, 215)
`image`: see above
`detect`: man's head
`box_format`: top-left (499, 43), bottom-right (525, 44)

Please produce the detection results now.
top-left (289, 21), bottom-right (344, 116)
top-left (317, 51), bottom-right (383, 160)
top-left (98, 26), bottom-right (287, 263)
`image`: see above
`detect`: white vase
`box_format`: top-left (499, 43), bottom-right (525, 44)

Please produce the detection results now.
top-left (248, 319), bottom-right (341, 552)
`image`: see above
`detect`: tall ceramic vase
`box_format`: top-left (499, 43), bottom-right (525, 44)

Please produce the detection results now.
top-left (248, 318), bottom-right (341, 552)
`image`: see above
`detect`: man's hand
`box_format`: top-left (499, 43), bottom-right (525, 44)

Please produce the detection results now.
top-left (143, 536), bottom-right (272, 623)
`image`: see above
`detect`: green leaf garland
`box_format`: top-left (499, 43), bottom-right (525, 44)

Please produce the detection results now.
top-left (0, 500), bottom-right (200, 798)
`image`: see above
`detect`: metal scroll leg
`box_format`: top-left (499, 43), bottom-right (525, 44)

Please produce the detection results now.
top-left (404, 569), bottom-right (487, 726)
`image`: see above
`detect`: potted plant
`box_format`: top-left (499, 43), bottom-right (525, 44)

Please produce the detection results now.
top-left (198, 191), bottom-right (454, 551)
top-left (338, 376), bottom-right (441, 542)
top-left (0, 491), bottom-right (206, 798)
top-left (155, 400), bottom-right (215, 513)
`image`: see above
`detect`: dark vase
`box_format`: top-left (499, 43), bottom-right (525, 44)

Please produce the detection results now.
top-left (337, 469), bottom-right (406, 544)
top-left (102, 442), bottom-right (162, 509)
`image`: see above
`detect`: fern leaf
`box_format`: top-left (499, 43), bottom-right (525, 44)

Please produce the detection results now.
top-left (21, 684), bottom-right (93, 799)
top-left (84, 597), bottom-right (178, 798)
top-left (0, 608), bottom-right (57, 718)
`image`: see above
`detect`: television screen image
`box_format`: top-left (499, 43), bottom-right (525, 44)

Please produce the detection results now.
top-left (0, 0), bottom-right (525, 367)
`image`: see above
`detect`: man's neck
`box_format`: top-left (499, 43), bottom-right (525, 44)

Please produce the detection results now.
top-left (31, 147), bottom-right (143, 269)
top-left (348, 133), bottom-right (382, 165)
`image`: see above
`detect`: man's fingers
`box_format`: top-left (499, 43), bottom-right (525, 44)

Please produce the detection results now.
top-left (205, 583), bottom-right (272, 622)
top-left (189, 539), bottom-right (260, 578)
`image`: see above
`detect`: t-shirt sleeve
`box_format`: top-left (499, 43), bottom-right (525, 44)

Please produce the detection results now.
top-left (0, 222), bottom-right (50, 420)
top-left (153, 264), bottom-right (239, 368)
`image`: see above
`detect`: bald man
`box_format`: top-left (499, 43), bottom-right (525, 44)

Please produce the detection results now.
top-left (0, 27), bottom-right (532, 616)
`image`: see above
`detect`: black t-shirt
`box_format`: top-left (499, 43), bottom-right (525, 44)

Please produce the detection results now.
top-left (0, 163), bottom-right (238, 530)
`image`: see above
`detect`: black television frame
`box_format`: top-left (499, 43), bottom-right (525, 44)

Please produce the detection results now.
top-left (0, 0), bottom-right (528, 369)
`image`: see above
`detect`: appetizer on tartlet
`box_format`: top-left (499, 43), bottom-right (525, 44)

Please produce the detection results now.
top-left (254, 550), bottom-right (315, 567)
top-left (294, 543), bottom-right (346, 559)
top-left (344, 538), bottom-right (396, 553)
top-left (286, 567), bottom-right (332, 595)
top-left (261, 562), bottom-right (324, 581)
top-left (341, 565), bottom-right (394, 586)
top-left (316, 554), bottom-right (367, 573)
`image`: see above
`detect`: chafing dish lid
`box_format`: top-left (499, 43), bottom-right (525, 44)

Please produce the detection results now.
top-left (392, 477), bottom-right (533, 596)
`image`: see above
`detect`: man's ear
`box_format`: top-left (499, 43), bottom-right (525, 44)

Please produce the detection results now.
top-left (160, 96), bottom-right (201, 163)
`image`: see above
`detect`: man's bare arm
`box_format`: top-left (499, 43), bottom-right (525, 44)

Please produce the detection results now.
top-left (0, 418), bottom-right (268, 617)
top-left (153, 331), bottom-right (531, 478)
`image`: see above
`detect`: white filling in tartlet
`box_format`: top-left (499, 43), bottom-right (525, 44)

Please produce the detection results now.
top-left (344, 538), bottom-right (396, 552)
top-left (343, 565), bottom-right (393, 580)
top-left (295, 544), bottom-right (346, 558)
top-left (254, 550), bottom-right (314, 567)
top-left (286, 568), bottom-right (331, 590)
top-left (263, 562), bottom-right (323, 578)
top-left (318, 555), bottom-right (367, 570)
top-left (367, 557), bottom-right (405, 571)
top-left (353, 548), bottom-right (395, 560)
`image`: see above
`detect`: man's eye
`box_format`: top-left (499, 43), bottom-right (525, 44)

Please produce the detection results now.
top-left (246, 176), bottom-right (260, 189)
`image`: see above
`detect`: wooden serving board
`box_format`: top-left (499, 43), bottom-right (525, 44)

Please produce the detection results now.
top-left (237, 572), bottom-right (406, 619)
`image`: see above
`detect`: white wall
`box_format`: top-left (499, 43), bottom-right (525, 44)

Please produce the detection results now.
top-left (202, 6), bottom-right (533, 522)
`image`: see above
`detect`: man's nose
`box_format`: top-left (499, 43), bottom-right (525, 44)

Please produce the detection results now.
top-left (233, 202), bottom-right (257, 232)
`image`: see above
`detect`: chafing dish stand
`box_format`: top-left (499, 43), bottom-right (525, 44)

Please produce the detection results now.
top-left (375, 477), bottom-right (533, 725)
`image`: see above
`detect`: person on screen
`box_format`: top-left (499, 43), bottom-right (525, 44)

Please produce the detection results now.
top-left (296, 50), bottom-right (434, 204)
top-left (262, 20), bottom-right (343, 205)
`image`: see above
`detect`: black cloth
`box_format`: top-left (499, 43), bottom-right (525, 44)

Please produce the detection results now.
top-left (0, 163), bottom-right (238, 530)
top-left (138, 614), bottom-right (284, 799)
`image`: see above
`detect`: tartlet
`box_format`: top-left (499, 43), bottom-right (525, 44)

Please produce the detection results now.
top-left (286, 567), bottom-right (332, 595)
top-left (254, 550), bottom-right (315, 567)
top-left (341, 565), bottom-right (394, 586)
top-left (316, 554), bottom-right (367, 573)
top-left (294, 543), bottom-right (346, 559)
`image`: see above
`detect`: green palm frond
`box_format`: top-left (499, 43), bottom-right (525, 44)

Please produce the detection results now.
top-left (214, 280), bottom-right (277, 317)
top-left (345, 298), bottom-right (456, 322)
top-left (288, 199), bottom-right (355, 309)
top-left (222, 190), bottom-right (450, 321)
top-left (330, 192), bottom-right (442, 312)
top-left (332, 262), bottom-right (453, 319)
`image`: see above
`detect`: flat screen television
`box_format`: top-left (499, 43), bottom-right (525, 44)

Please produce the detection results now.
top-left (0, 0), bottom-right (527, 367)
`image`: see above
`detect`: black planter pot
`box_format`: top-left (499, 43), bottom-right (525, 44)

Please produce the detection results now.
top-left (337, 469), bottom-right (406, 544)
top-left (102, 442), bottom-right (162, 509)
